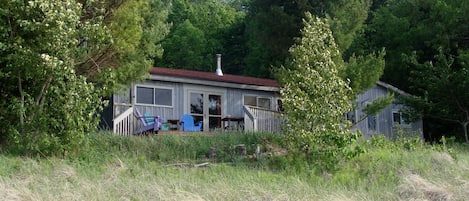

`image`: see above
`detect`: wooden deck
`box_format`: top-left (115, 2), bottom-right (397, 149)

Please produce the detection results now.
top-left (157, 130), bottom-right (215, 136)
top-left (113, 106), bottom-right (283, 136)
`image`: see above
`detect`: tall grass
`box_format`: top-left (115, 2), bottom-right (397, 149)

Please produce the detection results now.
top-left (0, 132), bottom-right (468, 200)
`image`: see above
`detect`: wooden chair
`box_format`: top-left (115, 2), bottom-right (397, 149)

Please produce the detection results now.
top-left (133, 108), bottom-right (162, 135)
top-left (180, 114), bottom-right (203, 131)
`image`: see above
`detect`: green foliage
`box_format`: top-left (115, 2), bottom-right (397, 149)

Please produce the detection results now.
top-left (0, 0), bottom-right (103, 155)
top-left (344, 50), bottom-right (386, 97)
top-left (403, 49), bottom-right (469, 142)
top-left (0, 0), bottom-right (169, 155)
top-left (244, 0), bottom-right (373, 78)
top-left (159, 0), bottom-right (244, 71)
top-left (362, 93), bottom-right (394, 116)
top-left (2, 132), bottom-right (469, 200)
top-left (243, 0), bottom-right (309, 78)
top-left (161, 20), bottom-right (208, 71)
top-left (355, 0), bottom-right (469, 141)
top-left (78, 0), bottom-right (170, 95)
top-left (74, 132), bottom-right (285, 164)
top-left (326, 0), bottom-right (372, 53)
top-left (277, 13), bottom-right (355, 170)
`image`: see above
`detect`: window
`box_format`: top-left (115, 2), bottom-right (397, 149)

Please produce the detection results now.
top-left (244, 96), bottom-right (257, 107)
top-left (258, 98), bottom-right (271, 109)
top-left (393, 111), bottom-right (402, 124)
top-left (364, 102), bottom-right (377, 131)
top-left (392, 110), bottom-right (409, 126)
top-left (243, 95), bottom-right (271, 109)
top-left (367, 115), bottom-right (377, 131)
top-left (136, 86), bottom-right (172, 106)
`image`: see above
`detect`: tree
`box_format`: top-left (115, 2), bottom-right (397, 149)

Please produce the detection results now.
top-left (161, 20), bottom-right (208, 71)
top-left (277, 13), bottom-right (356, 169)
top-left (244, 0), bottom-right (372, 79)
top-left (326, 0), bottom-right (371, 53)
top-left (158, 0), bottom-right (244, 72)
top-left (404, 50), bottom-right (469, 143)
top-left (244, 0), bottom-right (311, 78)
top-left (76, 0), bottom-right (170, 95)
top-left (0, 0), bottom-right (169, 154)
top-left (358, 0), bottom-right (469, 141)
top-left (0, 0), bottom-right (103, 154)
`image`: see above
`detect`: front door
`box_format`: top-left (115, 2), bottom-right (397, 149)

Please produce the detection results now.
top-left (189, 91), bottom-right (223, 131)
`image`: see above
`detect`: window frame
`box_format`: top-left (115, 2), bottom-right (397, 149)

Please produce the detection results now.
top-left (392, 110), bottom-right (402, 125)
top-left (135, 85), bottom-right (174, 107)
top-left (364, 101), bottom-right (378, 132)
top-left (367, 114), bottom-right (377, 131)
top-left (243, 94), bottom-right (272, 110)
top-left (392, 110), bottom-right (411, 127)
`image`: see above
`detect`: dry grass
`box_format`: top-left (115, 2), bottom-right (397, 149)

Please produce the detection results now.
top-left (0, 155), bottom-right (386, 201)
top-left (1, 134), bottom-right (469, 201)
top-left (0, 157), bottom-right (324, 201)
top-left (399, 173), bottom-right (453, 201)
top-left (397, 150), bottom-right (469, 201)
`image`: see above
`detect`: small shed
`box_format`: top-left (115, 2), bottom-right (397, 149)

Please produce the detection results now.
top-left (349, 81), bottom-right (423, 139)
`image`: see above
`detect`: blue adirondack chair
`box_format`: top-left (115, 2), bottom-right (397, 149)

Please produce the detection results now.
top-left (133, 108), bottom-right (162, 135)
top-left (180, 114), bottom-right (203, 131)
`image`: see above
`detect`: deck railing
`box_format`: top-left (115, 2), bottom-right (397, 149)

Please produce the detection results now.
top-left (243, 105), bottom-right (284, 133)
top-left (113, 107), bottom-right (135, 136)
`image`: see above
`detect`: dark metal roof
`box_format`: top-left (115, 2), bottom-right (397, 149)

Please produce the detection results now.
top-left (150, 67), bottom-right (279, 88)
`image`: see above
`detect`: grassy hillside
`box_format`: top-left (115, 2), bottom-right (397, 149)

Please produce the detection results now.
top-left (0, 132), bottom-right (468, 200)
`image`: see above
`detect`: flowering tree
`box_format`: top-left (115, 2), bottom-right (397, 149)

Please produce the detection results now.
top-left (277, 13), bottom-right (357, 168)
top-left (0, 0), bottom-right (168, 155)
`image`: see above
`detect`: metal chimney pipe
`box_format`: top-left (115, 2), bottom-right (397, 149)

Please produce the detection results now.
top-left (215, 54), bottom-right (223, 76)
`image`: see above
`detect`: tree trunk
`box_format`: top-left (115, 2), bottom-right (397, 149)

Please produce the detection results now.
top-left (17, 71), bottom-right (28, 155)
top-left (463, 121), bottom-right (468, 144)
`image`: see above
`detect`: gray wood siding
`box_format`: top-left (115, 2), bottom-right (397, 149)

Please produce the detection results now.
top-left (114, 88), bottom-right (131, 104)
top-left (113, 80), bottom-right (280, 127)
top-left (224, 89), bottom-right (280, 117)
top-left (133, 80), bottom-right (183, 122)
top-left (225, 89), bottom-right (244, 117)
top-left (353, 85), bottom-right (423, 139)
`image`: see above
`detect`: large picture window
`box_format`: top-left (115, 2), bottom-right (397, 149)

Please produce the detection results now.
top-left (136, 86), bottom-right (173, 106)
top-left (243, 95), bottom-right (271, 110)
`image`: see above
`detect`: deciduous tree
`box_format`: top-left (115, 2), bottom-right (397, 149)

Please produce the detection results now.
top-left (159, 0), bottom-right (243, 71)
top-left (277, 13), bottom-right (356, 169)
top-left (0, 0), bottom-right (169, 154)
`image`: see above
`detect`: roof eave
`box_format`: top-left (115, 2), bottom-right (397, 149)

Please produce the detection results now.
top-left (149, 74), bottom-right (279, 92)
top-left (376, 81), bottom-right (410, 96)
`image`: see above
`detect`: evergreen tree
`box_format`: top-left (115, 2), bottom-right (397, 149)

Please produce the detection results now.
top-left (357, 0), bottom-right (469, 141)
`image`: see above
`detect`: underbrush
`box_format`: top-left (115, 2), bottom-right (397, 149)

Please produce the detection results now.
top-left (1, 132), bottom-right (468, 200)
top-left (74, 132), bottom-right (286, 165)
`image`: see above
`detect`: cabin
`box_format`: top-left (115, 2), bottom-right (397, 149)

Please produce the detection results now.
top-left (348, 81), bottom-right (423, 139)
top-left (102, 54), bottom-right (283, 135)
top-left (102, 55), bottom-right (422, 138)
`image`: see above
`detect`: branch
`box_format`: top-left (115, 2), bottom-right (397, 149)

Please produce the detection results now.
top-left (426, 113), bottom-right (463, 124)
top-left (454, 98), bottom-right (469, 121)
top-left (17, 71), bottom-right (24, 127)
top-left (36, 76), bottom-right (53, 106)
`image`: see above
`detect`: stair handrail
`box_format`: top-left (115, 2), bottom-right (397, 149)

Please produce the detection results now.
top-left (113, 107), bottom-right (134, 135)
